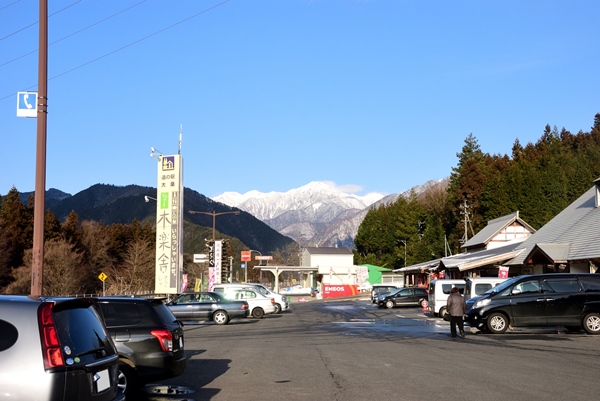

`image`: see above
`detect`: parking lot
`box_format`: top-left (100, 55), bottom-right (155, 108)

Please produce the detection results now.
top-left (143, 296), bottom-right (600, 401)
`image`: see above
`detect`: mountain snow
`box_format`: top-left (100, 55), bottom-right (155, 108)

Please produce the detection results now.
top-left (213, 181), bottom-right (387, 247)
top-left (213, 180), bottom-right (446, 247)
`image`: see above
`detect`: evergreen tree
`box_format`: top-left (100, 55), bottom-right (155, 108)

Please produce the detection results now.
top-left (0, 188), bottom-right (33, 289)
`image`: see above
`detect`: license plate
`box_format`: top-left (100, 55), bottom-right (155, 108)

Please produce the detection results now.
top-left (94, 369), bottom-right (110, 393)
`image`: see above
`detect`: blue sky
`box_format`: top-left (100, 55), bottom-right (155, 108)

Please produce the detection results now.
top-left (1, 0), bottom-right (599, 199)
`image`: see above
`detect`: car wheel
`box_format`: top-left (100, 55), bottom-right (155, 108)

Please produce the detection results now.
top-left (213, 310), bottom-right (230, 325)
top-left (486, 313), bottom-right (508, 334)
top-left (117, 363), bottom-right (137, 399)
top-left (439, 307), bottom-right (448, 319)
top-left (583, 313), bottom-right (600, 334)
top-left (252, 307), bottom-right (265, 319)
top-left (385, 300), bottom-right (395, 309)
top-left (274, 303), bottom-right (282, 314)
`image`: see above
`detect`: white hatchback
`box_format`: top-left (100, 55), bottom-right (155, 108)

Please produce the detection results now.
top-left (212, 285), bottom-right (277, 318)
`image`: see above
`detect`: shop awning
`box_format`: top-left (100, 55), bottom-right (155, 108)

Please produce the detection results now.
top-left (394, 259), bottom-right (441, 273)
top-left (440, 244), bottom-right (524, 272)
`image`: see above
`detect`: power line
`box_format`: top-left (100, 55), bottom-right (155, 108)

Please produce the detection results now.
top-left (0, 0), bottom-right (82, 41)
top-left (0, 0), bottom-right (148, 68)
top-left (0, 0), bottom-right (21, 13)
top-left (0, 0), bottom-right (230, 102)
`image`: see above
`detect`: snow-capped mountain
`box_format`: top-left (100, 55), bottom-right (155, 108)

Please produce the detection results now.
top-left (213, 181), bottom-right (386, 247)
top-left (213, 179), bottom-right (447, 248)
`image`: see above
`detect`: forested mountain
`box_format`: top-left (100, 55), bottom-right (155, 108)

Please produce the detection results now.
top-left (354, 114), bottom-right (600, 270)
top-left (17, 184), bottom-right (293, 254)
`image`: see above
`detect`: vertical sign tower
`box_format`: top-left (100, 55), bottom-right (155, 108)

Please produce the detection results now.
top-left (154, 154), bottom-right (184, 294)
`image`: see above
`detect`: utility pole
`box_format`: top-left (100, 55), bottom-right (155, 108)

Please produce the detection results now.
top-left (31, 0), bottom-right (48, 296)
top-left (459, 199), bottom-right (475, 244)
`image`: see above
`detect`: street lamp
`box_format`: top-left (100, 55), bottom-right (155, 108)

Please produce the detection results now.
top-left (188, 210), bottom-right (240, 242)
top-left (150, 147), bottom-right (163, 158)
top-left (144, 195), bottom-right (156, 203)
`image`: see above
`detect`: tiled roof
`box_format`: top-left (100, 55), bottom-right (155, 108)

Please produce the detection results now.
top-left (441, 243), bottom-right (524, 271)
top-left (507, 181), bottom-right (600, 265)
top-left (394, 259), bottom-right (441, 273)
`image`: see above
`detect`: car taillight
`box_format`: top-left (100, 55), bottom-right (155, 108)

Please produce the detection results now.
top-left (151, 330), bottom-right (173, 352)
top-left (241, 304), bottom-right (248, 310)
top-left (270, 298), bottom-right (274, 304)
top-left (38, 303), bottom-right (65, 369)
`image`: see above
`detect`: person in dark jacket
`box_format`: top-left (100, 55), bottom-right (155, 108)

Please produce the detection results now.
top-left (446, 286), bottom-right (467, 338)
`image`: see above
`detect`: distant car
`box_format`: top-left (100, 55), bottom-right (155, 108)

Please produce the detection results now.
top-left (377, 287), bottom-right (428, 309)
top-left (251, 283), bottom-right (290, 313)
top-left (0, 295), bottom-right (125, 401)
top-left (209, 283), bottom-right (290, 313)
top-left (166, 292), bottom-right (249, 324)
top-left (371, 285), bottom-right (400, 303)
top-left (95, 297), bottom-right (187, 398)
top-left (212, 285), bottom-right (277, 318)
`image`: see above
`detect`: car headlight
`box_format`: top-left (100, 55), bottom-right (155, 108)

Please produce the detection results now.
top-left (474, 299), bottom-right (491, 309)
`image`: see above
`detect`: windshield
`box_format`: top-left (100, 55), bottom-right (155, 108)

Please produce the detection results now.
top-left (389, 288), bottom-right (402, 296)
top-left (253, 285), bottom-right (269, 296)
top-left (485, 276), bottom-right (521, 295)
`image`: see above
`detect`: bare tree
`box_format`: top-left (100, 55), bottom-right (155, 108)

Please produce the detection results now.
top-left (4, 239), bottom-right (86, 296)
top-left (106, 238), bottom-right (155, 294)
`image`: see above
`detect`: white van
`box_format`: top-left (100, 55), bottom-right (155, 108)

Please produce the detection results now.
top-left (211, 283), bottom-right (289, 313)
top-left (212, 284), bottom-right (277, 318)
top-left (427, 279), bottom-right (466, 318)
top-left (463, 277), bottom-right (507, 300)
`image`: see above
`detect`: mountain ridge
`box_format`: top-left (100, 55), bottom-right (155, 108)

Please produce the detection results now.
top-left (16, 184), bottom-right (294, 255)
top-left (213, 180), bottom-right (446, 247)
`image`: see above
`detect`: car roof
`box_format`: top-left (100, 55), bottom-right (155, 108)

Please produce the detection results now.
top-left (97, 296), bottom-right (167, 304)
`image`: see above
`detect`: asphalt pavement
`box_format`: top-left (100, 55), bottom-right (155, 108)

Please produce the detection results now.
top-left (140, 297), bottom-right (600, 401)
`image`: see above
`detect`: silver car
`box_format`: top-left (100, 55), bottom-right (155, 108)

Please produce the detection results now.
top-left (0, 295), bottom-right (125, 401)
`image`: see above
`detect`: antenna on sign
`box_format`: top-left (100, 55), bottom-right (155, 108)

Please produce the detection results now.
top-left (178, 124), bottom-right (182, 154)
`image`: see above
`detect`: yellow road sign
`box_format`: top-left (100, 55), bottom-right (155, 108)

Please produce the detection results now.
top-left (98, 272), bottom-right (107, 282)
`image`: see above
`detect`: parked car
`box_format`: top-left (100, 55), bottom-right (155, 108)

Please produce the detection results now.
top-left (212, 283), bottom-right (289, 313)
top-left (463, 277), bottom-right (507, 300)
top-left (95, 297), bottom-right (187, 398)
top-left (212, 284), bottom-right (277, 318)
top-left (465, 273), bottom-right (600, 334)
top-left (166, 291), bottom-right (249, 324)
top-left (371, 285), bottom-right (401, 303)
top-left (377, 287), bottom-right (428, 309)
top-left (252, 283), bottom-right (290, 313)
top-left (0, 295), bottom-right (125, 401)
top-left (427, 279), bottom-right (466, 317)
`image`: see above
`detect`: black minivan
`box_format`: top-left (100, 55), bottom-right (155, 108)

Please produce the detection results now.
top-left (465, 273), bottom-right (600, 334)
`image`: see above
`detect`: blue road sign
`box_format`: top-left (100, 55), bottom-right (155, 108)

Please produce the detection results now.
top-left (17, 92), bottom-right (38, 117)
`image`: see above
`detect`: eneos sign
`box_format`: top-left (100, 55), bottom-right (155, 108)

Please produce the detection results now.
top-left (321, 284), bottom-right (359, 299)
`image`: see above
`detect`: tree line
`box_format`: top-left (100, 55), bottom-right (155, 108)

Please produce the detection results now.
top-left (354, 114), bottom-right (600, 269)
top-left (0, 187), bottom-right (301, 296)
